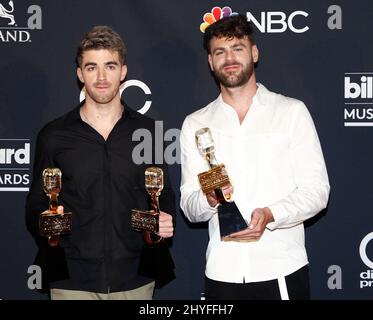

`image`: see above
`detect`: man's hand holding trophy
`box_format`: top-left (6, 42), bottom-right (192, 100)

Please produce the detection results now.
top-left (195, 128), bottom-right (249, 242)
top-left (131, 167), bottom-right (166, 245)
top-left (39, 168), bottom-right (72, 247)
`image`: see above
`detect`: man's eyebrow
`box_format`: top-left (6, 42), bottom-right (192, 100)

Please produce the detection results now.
top-left (83, 62), bottom-right (97, 68)
top-left (105, 61), bottom-right (119, 65)
top-left (212, 42), bottom-right (247, 54)
top-left (212, 46), bottom-right (225, 54)
top-left (231, 42), bottom-right (247, 48)
top-left (82, 61), bottom-right (119, 68)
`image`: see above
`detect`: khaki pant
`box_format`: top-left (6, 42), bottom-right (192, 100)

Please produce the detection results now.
top-left (50, 281), bottom-right (155, 300)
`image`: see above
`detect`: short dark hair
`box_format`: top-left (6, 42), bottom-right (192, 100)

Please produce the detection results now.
top-left (76, 25), bottom-right (126, 67)
top-left (203, 14), bottom-right (255, 53)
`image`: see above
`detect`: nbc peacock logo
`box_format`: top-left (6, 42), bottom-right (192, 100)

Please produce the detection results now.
top-left (200, 6), bottom-right (238, 33)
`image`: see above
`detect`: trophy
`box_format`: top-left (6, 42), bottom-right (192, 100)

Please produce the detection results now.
top-left (195, 128), bottom-right (248, 241)
top-left (131, 167), bottom-right (163, 244)
top-left (39, 168), bottom-right (72, 247)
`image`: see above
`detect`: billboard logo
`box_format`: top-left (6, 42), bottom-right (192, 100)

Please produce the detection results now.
top-left (345, 76), bottom-right (373, 99)
top-left (0, 139), bottom-right (31, 191)
top-left (0, 1), bottom-right (42, 43)
top-left (344, 73), bottom-right (373, 127)
top-left (0, 143), bottom-right (29, 164)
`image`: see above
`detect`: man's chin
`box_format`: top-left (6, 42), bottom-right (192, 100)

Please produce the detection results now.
top-left (92, 96), bottom-right (114, 104)
top-left (222, 77), bottom-right (246, 88)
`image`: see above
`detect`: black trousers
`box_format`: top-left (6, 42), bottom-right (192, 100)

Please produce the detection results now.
top-left (205, 265), bottom-right (310, 300)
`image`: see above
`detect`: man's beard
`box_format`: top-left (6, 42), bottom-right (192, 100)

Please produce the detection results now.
top-left (90, 92), bottom-right (116, 104)
top-left (214, 62), bottom-right (254, 88)
top-left (85, 83), bottom-right (120, 104)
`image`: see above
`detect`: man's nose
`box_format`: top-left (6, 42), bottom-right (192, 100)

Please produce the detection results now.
top-left (225, 49), bottom-right (235, 61)
top-left (97, 68), bottom-right (106, 80)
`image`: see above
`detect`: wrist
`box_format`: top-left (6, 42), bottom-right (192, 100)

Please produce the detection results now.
top-left (206, 193), bottom-right (218, 208)
top-left (263, 207), bottom-right (274, 224)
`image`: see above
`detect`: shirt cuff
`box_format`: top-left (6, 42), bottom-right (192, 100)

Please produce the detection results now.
top-left (199, 189), bottom-right (219, 214)
top-left (266, 203), bottom-right (288, 230)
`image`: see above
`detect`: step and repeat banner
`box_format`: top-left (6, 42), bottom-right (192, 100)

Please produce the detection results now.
top-left (0, 0), bottom-right (372, 300)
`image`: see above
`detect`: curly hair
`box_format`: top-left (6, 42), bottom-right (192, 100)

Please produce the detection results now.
top-left (203, 15), bottom-right (255, 53)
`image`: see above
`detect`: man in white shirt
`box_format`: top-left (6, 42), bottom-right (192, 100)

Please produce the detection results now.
top-left (180, 15), bottom-right (330, 300)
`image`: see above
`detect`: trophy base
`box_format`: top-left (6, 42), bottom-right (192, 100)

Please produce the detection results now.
top-left (131, 209), bottom-right (159, 234)
top-left (39, 211), bottom-right (72, 237)
top-left (218, 201), bottom-right (248, 240)
top-left (221, 236), bottom-right (258, 243)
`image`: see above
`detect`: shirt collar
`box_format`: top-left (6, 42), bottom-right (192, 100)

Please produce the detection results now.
top-left (216, 82), bottom-right (268, 111)
top-left (64, 100), bottom-right (136, 126)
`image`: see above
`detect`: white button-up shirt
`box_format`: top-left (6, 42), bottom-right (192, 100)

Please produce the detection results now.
top-left (180, 84), bottom-right (330, 283)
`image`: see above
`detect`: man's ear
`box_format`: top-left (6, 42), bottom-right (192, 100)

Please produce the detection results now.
top-left (208, 54), bottom-right (214, 71)
top-left (120, 65), bottom-right (127, 81)
top-left (252, 45), bottom-right (259, 64)
top-left (77, 68), bottom-right (84, 83)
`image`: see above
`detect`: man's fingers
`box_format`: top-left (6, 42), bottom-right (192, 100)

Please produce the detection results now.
top-left (159, 212), bottom-right (171, 220)
top-left (248, 210), bottom-right (264, 229)
top-left (206, 192), bottom-right (219, 207)
top-left (158, 211), bottom-right (174, 237)
top-left (222, 185), bottom-right (233, 195)
top-left (228, 233), bottom-right (260, 241)
top-left (159, 212), bottom-right (173, 224)
top-left (229, 228), bottom-right (253, 237)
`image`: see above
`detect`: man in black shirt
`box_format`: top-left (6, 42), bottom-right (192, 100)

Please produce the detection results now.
top-left (26, 25), bottom-right (175, 300)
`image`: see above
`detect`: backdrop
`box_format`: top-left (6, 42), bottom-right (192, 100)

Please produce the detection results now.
top-left (0, 0), bottom-right (372, 300)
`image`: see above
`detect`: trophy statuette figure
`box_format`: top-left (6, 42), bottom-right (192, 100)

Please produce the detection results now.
top-left (131, 167), bottom-right (163, 245)
top-left (39, 168), bottom-right (72, 247)
top-left (195, 128), bottom-right (248, 241)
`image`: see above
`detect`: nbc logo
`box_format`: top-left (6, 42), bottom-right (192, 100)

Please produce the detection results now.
top-left (199, 6), bottom-right (309, 34)
top-left (200, 6), bottom-right (237, 33)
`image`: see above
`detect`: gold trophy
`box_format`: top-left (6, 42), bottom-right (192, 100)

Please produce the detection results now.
top-left (131, 167), bottom-right (163, 244)
top-left (195, 128), bottom-right (248, 241)
top-left (39, 168), bottom-right (72, 247)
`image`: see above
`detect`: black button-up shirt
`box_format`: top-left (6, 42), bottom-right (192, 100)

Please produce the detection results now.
top-left (26, 103), bottom-right (175, 293)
